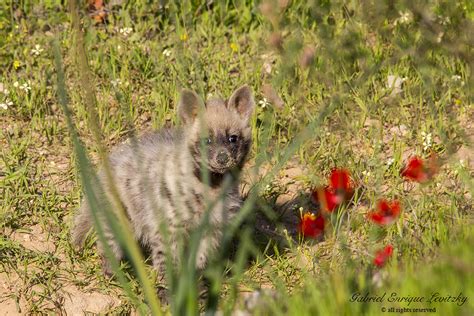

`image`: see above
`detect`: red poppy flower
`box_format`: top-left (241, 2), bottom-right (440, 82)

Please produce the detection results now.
top-left (368, 200), bottom-right (401, 225)
top-left (311, 169), bottom-right (354, 213)
top-left (401, 155), bottom-right (439, 183)
top-left (298, 212), bottom-right (325, 238)
top-left (311, 187), bottom-right (343, 212)
top-left (373, 245), bottom-right (394, 267)
top-left (329, 168), bottom-right (352, 192)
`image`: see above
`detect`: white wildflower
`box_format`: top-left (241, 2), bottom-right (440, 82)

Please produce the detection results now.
top-left (451, 75), bottom-right (465, 86)
top-left (19, 82), bottom-right (31, 91)
top-left (119, 27), bottom-right (133, 37)
top-left (258, 98), bottom-right (270, 108)
top-left (386, 158), bottom-right (395, 167)
top-left (162, 49), bottom-right (172, 57)
top-left (421, 131), bottom-right (433, 151)
top-left (438, 15), bottom-right (451, 26)
top-left (395, 11), bottom-right (413, 25)
top-left (452, 75), bottom-right (461, 81)
top-left (13, 81), bottom-right (19, 88)
top-left (111, 79), bottom-right (122, 87)
top-left (0, 99), bottom-right (13, 110)
top-left (31, 44), bottom-right (44, 56)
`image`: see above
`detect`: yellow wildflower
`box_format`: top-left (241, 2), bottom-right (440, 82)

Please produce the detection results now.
top-left (179, 33), bottom-right (188, 42)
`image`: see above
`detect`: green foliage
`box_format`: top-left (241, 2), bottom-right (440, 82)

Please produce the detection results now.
top-left (0, 0), bottom-right (472, 314)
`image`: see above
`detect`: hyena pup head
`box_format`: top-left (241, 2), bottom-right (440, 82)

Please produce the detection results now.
top-left (178, 85), bottom-right (255, 175)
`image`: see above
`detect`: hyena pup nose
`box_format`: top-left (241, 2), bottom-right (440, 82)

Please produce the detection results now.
top-left (217, 150), bottom-right (229, 164)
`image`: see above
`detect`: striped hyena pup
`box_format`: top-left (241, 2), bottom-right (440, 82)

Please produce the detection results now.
top-left (71, 85), bottom-right (255, 278)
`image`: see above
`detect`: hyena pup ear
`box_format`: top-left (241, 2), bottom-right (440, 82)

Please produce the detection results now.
top-left (227, 85), bottom-right (255, 120)
top-left (178, 89), bottom-right (204, 124)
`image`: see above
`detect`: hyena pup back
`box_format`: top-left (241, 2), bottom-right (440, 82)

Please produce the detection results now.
top-left (71, 85), bottom-right (255, 277)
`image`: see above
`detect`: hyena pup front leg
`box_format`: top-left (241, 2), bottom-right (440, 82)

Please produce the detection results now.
top-left (149, 234), bottom-right (176, 283)
top-left (195, 231), bottom-right (221, 270)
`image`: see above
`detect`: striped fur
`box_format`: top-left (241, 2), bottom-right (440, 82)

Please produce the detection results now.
top-left (71, 86), bottom-right (254, 278)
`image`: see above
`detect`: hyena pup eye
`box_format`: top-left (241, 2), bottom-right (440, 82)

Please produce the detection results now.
top-left (228, 135), bottom-right (238, 143)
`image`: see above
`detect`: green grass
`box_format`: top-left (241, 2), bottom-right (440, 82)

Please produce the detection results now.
top-left (1, 0), bottom-right (473, 314)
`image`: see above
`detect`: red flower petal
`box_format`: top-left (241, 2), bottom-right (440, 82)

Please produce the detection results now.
top-left (400, 156), bottom-right (426, 182)
top-left (324, 187), bottom-right (340, 212)
top-left (401, 155), bottom-right (439, 183)
top-left (312, 187), bottom-right (343, 213)
top-left (368, 200), bottom-right (401, 225)
top-left (329, 168), bottom-right (352, 191)
top-left (310, 168), bottom-right (354, 213)
top-left (298, 212), bottom-right (325, 238)
top-left (373, 245), bottom-right (394, 267)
